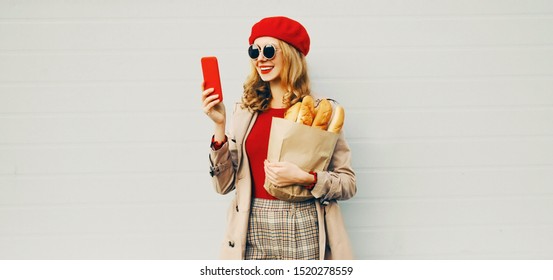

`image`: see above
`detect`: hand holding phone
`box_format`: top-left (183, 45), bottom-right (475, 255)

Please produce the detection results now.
top-left (201, 56), bottom-right (223, 102)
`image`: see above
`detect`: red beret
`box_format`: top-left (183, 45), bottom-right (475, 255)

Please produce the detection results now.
top-left (249, 16), bottom-right (310, 56)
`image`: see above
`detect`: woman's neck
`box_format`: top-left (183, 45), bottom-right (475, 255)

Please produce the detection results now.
top-left (269, 81), bottom-right (286, 108)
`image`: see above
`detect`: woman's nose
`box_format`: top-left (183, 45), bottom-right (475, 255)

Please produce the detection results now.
top-left (257, 54), bottom-right (268, 61)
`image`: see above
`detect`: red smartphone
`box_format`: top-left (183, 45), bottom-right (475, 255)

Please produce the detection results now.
top-left (201, 56), bottom-right (223, 102)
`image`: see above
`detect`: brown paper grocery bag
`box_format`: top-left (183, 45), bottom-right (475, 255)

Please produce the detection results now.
top-left (264, 117), bottom-right (340, 202)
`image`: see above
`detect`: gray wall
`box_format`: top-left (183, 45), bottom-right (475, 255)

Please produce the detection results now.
top-left (1, 0), bottom-right (553, 259)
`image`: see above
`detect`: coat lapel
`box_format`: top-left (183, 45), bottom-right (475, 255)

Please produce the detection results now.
top-left (231, 104), bottom-right (257, 174)
top-left (232, 103), bottom-right (256, 146)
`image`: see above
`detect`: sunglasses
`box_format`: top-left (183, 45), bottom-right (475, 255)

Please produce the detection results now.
top-left (248, 44), bottom-right (278, 60)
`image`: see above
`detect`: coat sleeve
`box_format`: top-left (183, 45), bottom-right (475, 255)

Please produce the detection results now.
top-left (208, 136), bottom-right (238, 195)
top-left (310, 131), bottom-right (356, 201)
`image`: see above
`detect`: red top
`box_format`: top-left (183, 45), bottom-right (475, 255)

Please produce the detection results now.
top-left (245, 107), bottom-right (287, 199)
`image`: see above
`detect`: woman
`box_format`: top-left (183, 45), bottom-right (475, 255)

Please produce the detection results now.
top-left (201, 16), bottom-right (356, 260)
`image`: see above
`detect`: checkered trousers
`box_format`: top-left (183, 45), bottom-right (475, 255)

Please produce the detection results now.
top-left (245, 198), bottom-right (319, 260)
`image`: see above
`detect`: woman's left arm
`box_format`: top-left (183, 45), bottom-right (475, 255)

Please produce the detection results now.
top-left (310, 132), bottom-right (356, 201)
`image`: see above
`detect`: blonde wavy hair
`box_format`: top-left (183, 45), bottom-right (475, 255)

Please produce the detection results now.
top-left (241, 40), bottom-right (311, 112)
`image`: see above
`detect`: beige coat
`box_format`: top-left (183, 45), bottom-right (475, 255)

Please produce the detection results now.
top-left (208, 104), bottom-right (357, 260)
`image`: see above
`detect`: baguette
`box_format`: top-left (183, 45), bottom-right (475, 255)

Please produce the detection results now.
top-left (296, 96), bottom-right (315, 126)
top-left (327, 105), bottom-right (345, 133)
top-left (312, 99), bottom-right (333, 130)
top-left (284, 102), bottom-right (301, 121)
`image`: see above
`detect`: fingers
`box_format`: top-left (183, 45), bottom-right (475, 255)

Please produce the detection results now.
top-left (264, 160), bottom-right (273, 175)
top-left (202, 92), bottom-right (219, 107)
top-left (264, 160), bottom-right (286, 185)
top-left (201, 82), bottom-right (223, 114)
top-left (264, 159), bottom-right (277, 167)
top-left (264, 162), bottom-right (278, 185)
top-left (203, 96), bottom-right (220, 114)
top-left (201, 88), bottom-right (219, 111)
top-left (201, 87), bottom-right (215, 100)
top-left (264, 160), bottom-right (277, 176)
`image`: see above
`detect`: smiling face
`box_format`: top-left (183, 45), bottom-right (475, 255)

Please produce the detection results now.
top-left (251, 36), bottom-right (283, 83)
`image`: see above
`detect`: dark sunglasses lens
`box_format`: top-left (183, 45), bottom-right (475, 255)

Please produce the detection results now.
top-left (248, 45), bottom-right (259, 59)
top-left (263, 45), bottom-right (276, 59)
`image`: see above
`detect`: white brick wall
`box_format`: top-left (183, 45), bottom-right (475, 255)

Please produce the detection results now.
top-left (1, 0), bottom-right (552, 259)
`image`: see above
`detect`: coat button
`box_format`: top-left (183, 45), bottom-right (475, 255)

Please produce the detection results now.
top-left (228, 241), bottom-right (235, 248)
top-left (235, 205), bottom-right (239, 212)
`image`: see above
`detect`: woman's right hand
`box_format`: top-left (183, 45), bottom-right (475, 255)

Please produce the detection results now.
top-left (201, 82), bottom-right (226, 126)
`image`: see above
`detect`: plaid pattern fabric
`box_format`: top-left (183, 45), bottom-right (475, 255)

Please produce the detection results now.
top-left (245, 198), bottom-right (319, 260)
